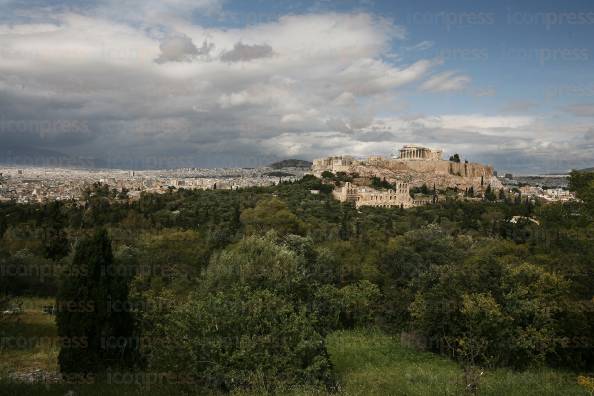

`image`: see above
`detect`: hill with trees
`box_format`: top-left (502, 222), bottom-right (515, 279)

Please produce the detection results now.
top-left (269, 159), bottom-right (313, 169)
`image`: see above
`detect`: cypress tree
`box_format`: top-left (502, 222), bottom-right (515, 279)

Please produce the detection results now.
top-left (56, 229), bottom-right (136, 374)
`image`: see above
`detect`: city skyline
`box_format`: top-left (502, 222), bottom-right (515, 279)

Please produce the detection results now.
top-left (1, 0), bottom-right (593, 173)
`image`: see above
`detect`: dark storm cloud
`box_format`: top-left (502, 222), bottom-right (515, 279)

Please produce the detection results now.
top-left (155, 36), bottom-right (214, 63)
top-left (220, 42), bottom-right (274, 63)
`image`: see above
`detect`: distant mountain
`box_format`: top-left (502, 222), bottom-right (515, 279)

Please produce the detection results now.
top-left (0, 146), bottom-right (106, 168)
top-left (269, 159), bottom-right (312, 169)
top-left (577, 167), bottom-right (594, 173)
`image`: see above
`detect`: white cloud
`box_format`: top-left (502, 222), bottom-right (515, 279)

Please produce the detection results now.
top-left (420, 70), bottom-right (471, 92)
top-left (405, 40), bottom-right (434, 51)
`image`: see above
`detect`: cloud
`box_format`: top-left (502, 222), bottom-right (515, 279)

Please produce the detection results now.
top-left (405, 40), bottom-right (434, 51)
top-left (420, 71), bottom-right (471, 92)
top-left (562, 103), bottom-right (594, 117)
top-left (220, 42), bottom-right (274, 63)
top-left (358, 114), bottom-right (593, 173)
top-left (9, 6), bottom-right (579, 171)
top-left (155, 35), bottom-right (213, 63)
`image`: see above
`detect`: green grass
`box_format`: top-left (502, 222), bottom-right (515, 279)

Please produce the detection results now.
top-left (0, 300), bottom-right (589, 395)
top-left (327, 329), bottom-right (462, 395)
top-left (0, 297), bottom-right (59, 377)
top-left (326, 329), bottom-right (588, 396)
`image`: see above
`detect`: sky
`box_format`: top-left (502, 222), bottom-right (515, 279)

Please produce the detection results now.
top-left (0, 0), bottom-right (593, 173)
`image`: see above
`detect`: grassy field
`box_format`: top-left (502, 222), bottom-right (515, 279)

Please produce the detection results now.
top-left (0, 299), bottom-right (589, 395)
top-left (326, 329), bottom-right (589, 396)
top-left (0, 297), bottom-right (59, 377)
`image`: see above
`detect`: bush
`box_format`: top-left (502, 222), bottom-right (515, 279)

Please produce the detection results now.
top-left (240, 198), bottom-right (304, 236)
top-left (312, 280), bottom-right (380, 334)
top-left (143, 286), bottom-right (335, 392)
top-left (205, 232), bottom-right (303, 296)
top-left (410, 252), bottom-right (568, 369)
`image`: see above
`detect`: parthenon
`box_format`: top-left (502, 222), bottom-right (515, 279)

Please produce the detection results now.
top-left (396, 144), bottom-right (443, 161)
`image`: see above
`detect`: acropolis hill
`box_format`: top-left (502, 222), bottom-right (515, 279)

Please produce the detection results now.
top-left (312, 144), bottom-right (502, 208)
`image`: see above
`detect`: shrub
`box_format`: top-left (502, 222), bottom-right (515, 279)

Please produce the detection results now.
top-left (410, 254), bottom-right (568, 369)
top-left (143, 286), bottom-right (335, 392)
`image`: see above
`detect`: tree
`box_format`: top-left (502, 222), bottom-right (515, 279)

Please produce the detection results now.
top-left (56, 229), bottom-right (137, 373)
top-left (43, 227), bottom-right (70, 260)
top-left (240, 197), bottom-right (303, 236)
top-left (205, 232), bottom-right (303, 296)
top-left (117, 188), bottom-right (129, 200)
top-left (484, 184), bottom-right (496, 201)
top-left (137, 229), bottom-right (210, 292)
top-left (449, 154), bottom-right (461, 163)
top-left (410, 243), bottom-right (568, 369)
top-left (569, 170), bottom-right (594, 213)
top-left (569, 169), bottom-right (594, 197)
top-left (143, 286), bottom-right (335, 392)
top-left (312, 280), bottom-right (380, 333)
top-left (371, 177), bottom-right (394, 190)
top-left (376, 227), bottom-right (461, 327)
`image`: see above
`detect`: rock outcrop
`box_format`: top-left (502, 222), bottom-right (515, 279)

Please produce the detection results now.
top-left (312, 145), bottom-right (502, 193)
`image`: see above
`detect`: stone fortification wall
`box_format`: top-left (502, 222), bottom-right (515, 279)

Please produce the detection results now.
top-left (349, 161), bottom-right (500, 192)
